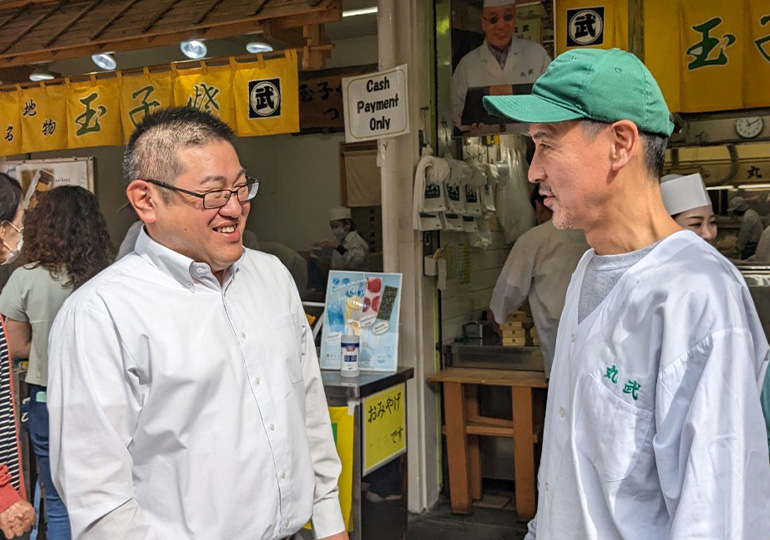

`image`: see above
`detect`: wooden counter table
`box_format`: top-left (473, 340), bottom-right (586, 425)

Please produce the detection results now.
top-left (428, 367), bottom-right (547, 520)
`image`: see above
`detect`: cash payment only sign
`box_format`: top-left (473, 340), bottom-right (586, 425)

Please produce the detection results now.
top-left (342, 64), bottom-right (410, 143)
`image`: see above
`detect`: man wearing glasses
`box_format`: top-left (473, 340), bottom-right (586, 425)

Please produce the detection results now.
top-left (451, 0), bottom-right (551, 129)
top-left (47, 107), bottom-right (348, 540)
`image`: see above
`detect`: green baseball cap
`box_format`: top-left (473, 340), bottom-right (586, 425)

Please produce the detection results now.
top-left (483, 48), bottom-right (674, 137)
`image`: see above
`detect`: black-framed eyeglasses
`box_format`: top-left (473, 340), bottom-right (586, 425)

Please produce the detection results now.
top-left (144, 177), bottom-right (260, 209)
top-left (485, 13), bottom-right (514, 24)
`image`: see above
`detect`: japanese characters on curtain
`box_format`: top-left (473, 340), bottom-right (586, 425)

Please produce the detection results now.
top-left (555, 0), bottom-right (628, 54)
top-left (0, 52), bottom-right (301, 157)
top-left (0, 89), bottom-right (21, 156)
top-left (20, 83), bottom-right (67, 153)
top-left (645, 0), bottom-right (770, 112)
top-left (120, 69), bottom-right (175, 141)
top-left (66, 76), bottom-right (122, 148)
top-left (233, 50), bottom-right (300, 136)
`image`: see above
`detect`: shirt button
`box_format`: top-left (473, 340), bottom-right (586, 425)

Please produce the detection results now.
top-left (253, 377), bottom-right (260, 385)
top-left (545, 482), bottom-right (550, 491)
top-left (241, 332), bottom-right (247, 339)
top-left (284, 520), bottom-right (290, 528)
top-left (570, 334), bottom-right (576, 343)
top-left (559, 407), bottom-right (566, 418)
top-left (269, 424), bottom-right (275, 431)
top-left (186, 282), bottom-right (193, 287)
top-left (196, 268), bottom-right (205, 274)
top-left (281, 472), bottom-right (286, 480)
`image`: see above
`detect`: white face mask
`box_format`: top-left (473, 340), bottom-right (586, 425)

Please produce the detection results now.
top-left (331, 226), bottom-right (346, 241)
top-left (0, 221), bottom-right (22, 266)
top-left (1, 234), bottom-right (22, 265)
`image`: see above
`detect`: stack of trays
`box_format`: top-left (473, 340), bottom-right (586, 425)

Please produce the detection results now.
top-left (501, 311), bottom-right (527, 346)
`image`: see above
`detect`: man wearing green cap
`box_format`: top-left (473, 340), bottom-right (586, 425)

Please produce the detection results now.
top-left (484, 48), bottom-right (770, 539)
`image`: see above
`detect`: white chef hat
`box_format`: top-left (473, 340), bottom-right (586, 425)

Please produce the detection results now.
top-left (329, 206), bottom-right (352, 221)
top-left (660, 173), bottom-right (711, 216)
top-left (483, 0), bottom-right (517, 7)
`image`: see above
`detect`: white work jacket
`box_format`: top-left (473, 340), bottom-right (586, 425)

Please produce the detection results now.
top-left (490, 221), bottom-right (588, 376)
top-left (451, 38), bottom-right (551, 127)
top-left (527, 230), bottom-right (770, 539)
top-left (331, 230), bottom-right (369, 271)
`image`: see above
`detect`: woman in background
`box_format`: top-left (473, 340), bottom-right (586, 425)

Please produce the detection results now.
top-left (660, 173), bottom-right (716, 243)
top-left (0, 172), bottom-right (35, 539)
top-left (0, 186), bottom-right (113, 540)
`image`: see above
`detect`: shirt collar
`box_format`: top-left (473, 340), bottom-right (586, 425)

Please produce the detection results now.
top-left (134, 226), bottom-right (244, 289)
top-left (486, 39), bottom-right (513, 68)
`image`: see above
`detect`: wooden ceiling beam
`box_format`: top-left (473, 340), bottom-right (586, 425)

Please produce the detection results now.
top-left (44, 0), bottom-right (102, 48)
top-left (0, 4), bottom-right (29, 28)
top-left (141, 0), bottom-right (181, 33)
top-left (192, 0), bottom-right (224, 25)
top-left (251, 0), bottom-right (269, 17)
top-left (0, 3), bottom-right (60, 54)
top-left (90, 0), bottom-right (140, 41)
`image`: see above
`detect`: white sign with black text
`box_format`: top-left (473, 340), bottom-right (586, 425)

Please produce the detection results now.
top-left (342, 64), bottom-right (409, 143)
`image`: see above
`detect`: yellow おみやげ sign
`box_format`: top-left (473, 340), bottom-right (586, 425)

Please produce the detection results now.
top-left (363, 383), bottom-right (406, 475)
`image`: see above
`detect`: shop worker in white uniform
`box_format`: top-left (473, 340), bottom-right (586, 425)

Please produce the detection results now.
top-left (47, 107), bottom-right (348, 540)
top-left (660, 173), bottom-right (716, 243)
top-left (451, 0), bottom-right (551, 128)
top-left (489, 189), bottom-right (588, 377)
top-left (484, 48), bottom-right (770, 539)
top-left (325, 207), bottom-right (369, 271)
top-left (729, 195), bottom-right (764, 259)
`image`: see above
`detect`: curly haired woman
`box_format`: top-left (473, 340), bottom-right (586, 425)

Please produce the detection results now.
top-left (0, 185), bottom-right (113, 540)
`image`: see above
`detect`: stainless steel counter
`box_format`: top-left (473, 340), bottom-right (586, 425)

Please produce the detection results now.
top-left (321, 367), bottom-right (415, 402)
top-left (444, 341), bottom-right (544, 372)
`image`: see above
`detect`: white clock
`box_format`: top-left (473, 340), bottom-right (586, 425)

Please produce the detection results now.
top-left (735, 117), bottom-right (764, 139)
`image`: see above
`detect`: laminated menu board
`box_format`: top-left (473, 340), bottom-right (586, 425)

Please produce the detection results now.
top-left (320, 271), bottom-right (402, 372)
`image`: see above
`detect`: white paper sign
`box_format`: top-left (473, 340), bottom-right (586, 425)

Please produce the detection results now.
top-left (342, 64), bottom-right (409, 143)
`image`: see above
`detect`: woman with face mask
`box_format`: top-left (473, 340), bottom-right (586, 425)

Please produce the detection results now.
top-left (0, 185), bottom-right (113, 540)
top-left (660, 173), bottom-right (717, 243)
top-left (317, 207), bottom-right (370, 272)
top-left (0, 172), bottom-right (36, 539)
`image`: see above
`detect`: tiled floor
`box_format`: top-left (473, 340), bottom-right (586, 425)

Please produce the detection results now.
top-left (406, 495), bottom-right (529, 540)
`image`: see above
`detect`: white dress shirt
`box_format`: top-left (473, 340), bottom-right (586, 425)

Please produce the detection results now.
top-left (526, 231), bottom-right (770, 539)
top-left (490, 221), bottom-right (588, 377)
top-left (48, 229), bottom-right (344, 540)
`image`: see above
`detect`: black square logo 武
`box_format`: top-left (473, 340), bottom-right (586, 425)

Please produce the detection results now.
top-left (248, 78), bottom-right (282, 118)
top-left (567, 7), bottom-right (605, 47)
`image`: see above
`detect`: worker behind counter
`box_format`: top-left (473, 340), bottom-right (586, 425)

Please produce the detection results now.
top-left (728, 195), bottom-right (763, 259)
top-left (489, 189), bottom-right (588, 378)
top-left (451, 0), bottom-right (550, 130)
top-left (484, 48), bottom-right (770, 539)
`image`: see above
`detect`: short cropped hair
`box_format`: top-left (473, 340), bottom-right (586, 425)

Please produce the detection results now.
top-left (0, 173), bottom-right (22, 223)
top-left (579, 119), bottom-right (668, 180)
top-left (122, 107), bottom-right (237, 200)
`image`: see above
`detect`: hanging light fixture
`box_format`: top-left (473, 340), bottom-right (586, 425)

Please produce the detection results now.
top-left (91, 53), bottom-right (117, 70)
top-left (29, 65), bottom-right (55, 81)
top-left (245, 41), bottom-right (273, 54)
top-left (180, 39), bottom-right (207, 59)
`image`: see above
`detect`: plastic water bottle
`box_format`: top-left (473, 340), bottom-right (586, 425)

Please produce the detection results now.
top-left (340, 333), bottom-right (360, 377)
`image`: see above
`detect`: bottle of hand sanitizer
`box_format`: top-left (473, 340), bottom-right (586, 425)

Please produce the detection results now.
top-left (340, 333), bottom-right (360, 377)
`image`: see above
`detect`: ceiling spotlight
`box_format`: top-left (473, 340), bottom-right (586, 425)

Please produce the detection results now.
top-left (246, 41), bottom-right (273, 54)
top-left (29, 65), bottom-right (55, 81)
top-left (342, 7), bottom-right (378, 17)
top-left (180, 39), bottom-right (207, 59)
top-left (91, 53), bottom-right (117, 70)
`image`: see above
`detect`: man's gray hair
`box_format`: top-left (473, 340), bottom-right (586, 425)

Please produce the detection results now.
top-left (122, 107), bottom-right (237, 202)
top-left (579, 119), bottom-right (668, 180)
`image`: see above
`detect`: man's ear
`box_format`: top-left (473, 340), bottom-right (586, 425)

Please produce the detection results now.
top-left (126, 180), bottom-right (158, 224)
top-left (608, 120), bottom-right (639, 172)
